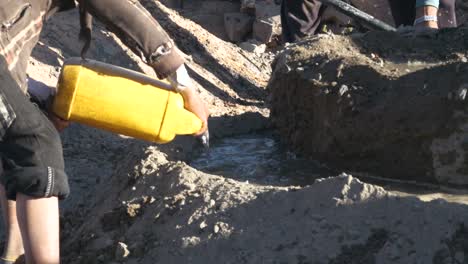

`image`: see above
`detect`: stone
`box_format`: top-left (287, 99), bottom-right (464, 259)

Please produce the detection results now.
top-left (214, 224), bottom-right (220, 233)
top-left (239, 41), bottom-right (266, 54)
top-left (339, 85), bottom-right (349, 96)
top-left (115, 242), bottom-right (130, 260)
top-left (224, 12), bottom-right (254, 42)
top-left (239, 42), bottom-right (257, 52)
top-left (181, 236), bottom-right (201, 248)
top-left (199, 220), bottom-right (208, 230)
top-left (456, 86), bottom-right (468, 101)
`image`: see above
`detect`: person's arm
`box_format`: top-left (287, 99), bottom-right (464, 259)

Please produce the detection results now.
top-left (79, 0), bottom-right (209, 134)
top-left (414, 0), bottom-right (439, 29)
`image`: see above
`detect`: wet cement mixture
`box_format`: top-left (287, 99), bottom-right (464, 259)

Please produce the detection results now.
top-left (6, 0), bottom-right (468, 263)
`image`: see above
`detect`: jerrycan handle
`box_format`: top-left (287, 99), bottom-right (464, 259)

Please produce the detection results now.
top-left (67, 57), bottom-right (176, 91)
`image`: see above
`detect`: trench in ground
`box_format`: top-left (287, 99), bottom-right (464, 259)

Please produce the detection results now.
top-left (190, 131), bottom-right (468, 204)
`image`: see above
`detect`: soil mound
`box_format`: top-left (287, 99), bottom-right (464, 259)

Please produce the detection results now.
top-left (62, 146), bottom-right (468, 263)
top-left (269, 28), bottom-right (468, 185)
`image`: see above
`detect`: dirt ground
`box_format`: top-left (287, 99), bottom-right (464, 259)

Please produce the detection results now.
top-left (12, 0), bottom-right (468, 263)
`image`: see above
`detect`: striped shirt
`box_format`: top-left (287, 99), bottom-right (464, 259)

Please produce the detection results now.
top-left (0, 0), bottom-right (52, 91)
top-left (0, 0), bottom-right (183, 93)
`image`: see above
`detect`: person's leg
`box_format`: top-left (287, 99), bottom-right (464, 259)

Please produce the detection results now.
top-left (387, 0), bottom-right (416, 27)
top-left (16, 194), bottom-right (59, 264)
top-left (0, 56), bottom-right (69, 264)
top-left (281, 0), bottom-right (325, 43)
top-left (438, 0), bottom-right (457, 28)
top-left (280, 1), bottom-right (292, 42)
top-left (389, 0), bottom-right (456, 28)
top-left (0, 185), bottom-right (24, 263)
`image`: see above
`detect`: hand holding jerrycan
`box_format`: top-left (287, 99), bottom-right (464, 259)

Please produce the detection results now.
top-left (52, 58), bottom-right (203, 144)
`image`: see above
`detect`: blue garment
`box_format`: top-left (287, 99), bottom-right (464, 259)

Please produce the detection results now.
top-left (416, 0), bottom-right (439, 7)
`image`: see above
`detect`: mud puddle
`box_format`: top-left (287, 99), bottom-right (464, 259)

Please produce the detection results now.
top-left (191, 132), bottom-right (468, 204)
top-left (190, 132), bottom-right (336, 186)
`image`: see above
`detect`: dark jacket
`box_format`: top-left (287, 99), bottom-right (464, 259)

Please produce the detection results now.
top-left (0, 0), bottom-right (184, 92)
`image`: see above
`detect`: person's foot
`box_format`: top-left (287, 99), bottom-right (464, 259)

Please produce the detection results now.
top-left (414, 5), bottom-right (439, 29)
top-left (0, 255), bottom-right (25, 264)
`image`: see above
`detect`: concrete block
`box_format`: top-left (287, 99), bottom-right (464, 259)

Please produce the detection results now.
top-left (253, 15), bottom-right (281, 43)
top-left (224, 12), bottom-right (254, 42)
top-left (252, 0), bottom-right (281, 43)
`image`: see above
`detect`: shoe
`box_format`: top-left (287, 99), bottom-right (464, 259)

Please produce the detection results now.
top-left (0, 255), bottom-right (24, 264)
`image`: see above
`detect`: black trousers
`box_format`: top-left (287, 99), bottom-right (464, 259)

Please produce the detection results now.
top-left (281, 0), bottom-right (325, 43)
top-left (0, 56), bottom-right (69, 200)
top-left (281, 0), bottom-right (457, 43)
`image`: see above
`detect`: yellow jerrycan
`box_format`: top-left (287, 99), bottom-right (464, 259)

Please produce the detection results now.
top-left (51, 58), bottom-right (202, 144)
